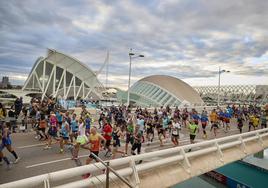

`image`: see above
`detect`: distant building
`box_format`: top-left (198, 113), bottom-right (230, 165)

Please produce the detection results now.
top-left (194, 85), bottom-right (268, 105)
top-left (0, 76), bottom-right (11, 89)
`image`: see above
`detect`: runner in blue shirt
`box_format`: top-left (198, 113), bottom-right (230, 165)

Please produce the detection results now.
top-left (200, 113), bottom-right (208, 138)
top-left (224, 110), bottom-right (232, 132)
top-left (191, 111), bottom-right (200, 125)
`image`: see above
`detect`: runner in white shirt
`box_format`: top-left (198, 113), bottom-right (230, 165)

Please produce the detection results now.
top-left (72, 118), bottom-right (89, 160)
top-left (171, 118), bottom-right (181, 146)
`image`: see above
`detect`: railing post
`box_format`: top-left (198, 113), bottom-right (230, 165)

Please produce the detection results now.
top-left (129, 159), bottom-right (140, 188)
top-left (106, 161), bottom-right (110, 188)
top-left (214, 141), bottom-right (224, 163)
top-left (239, 136), bottom-right (247, 155)
top-left (256, 132), bottom-right (264, 148)
top-left (180, 148), bottom-right (191, 174)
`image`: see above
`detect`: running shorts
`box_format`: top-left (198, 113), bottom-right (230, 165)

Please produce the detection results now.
top-left (190, 134), bottom-right (196, 140)
top-left (89, 151), bottom-right (99, 159)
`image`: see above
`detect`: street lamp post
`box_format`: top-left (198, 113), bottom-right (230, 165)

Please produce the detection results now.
top-left (127, 49), bottom-right (144, 107)
top-left (217, 67), bottom-right (230, 107)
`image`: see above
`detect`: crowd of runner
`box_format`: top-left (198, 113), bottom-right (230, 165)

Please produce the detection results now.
top-left (0, 97), bottom-right (268, 173)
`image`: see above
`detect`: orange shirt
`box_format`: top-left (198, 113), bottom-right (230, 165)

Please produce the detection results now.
top-left (210, 112), bottom-right (218, 122)
top-left (90, 133), bottom-right (101, 152)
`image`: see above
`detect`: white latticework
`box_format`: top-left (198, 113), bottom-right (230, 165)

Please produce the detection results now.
top-left (194, 85), bottom-right (268, 103)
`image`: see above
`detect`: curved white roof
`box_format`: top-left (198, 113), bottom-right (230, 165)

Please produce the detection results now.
top-left (124, 75), bottom-right (203, 107)
top-left (23, 49), bottom-right (104, 100)
top-left (140, 75), bottom-right (203, 104)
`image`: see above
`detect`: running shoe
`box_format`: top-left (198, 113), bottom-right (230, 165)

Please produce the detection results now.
top-left (59, 149), bottom-right (64, 153)
top-left (14, 157), bottom-right (20, 164)
top-left (43, 146), bottom-right (52, 150)
top-left (121, 153), bottom-right (128, 157)
top-left (71, 156), bottom-right (78, 160)
top-left (6, 163), bottom-right (12, 170)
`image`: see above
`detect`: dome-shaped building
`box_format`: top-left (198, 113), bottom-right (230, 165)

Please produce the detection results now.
top-left (117, 75), bottom-right (203, 107)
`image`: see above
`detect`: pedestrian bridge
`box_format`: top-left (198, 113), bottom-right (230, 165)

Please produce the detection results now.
top-left (1, 128), bottom-right (268, 188)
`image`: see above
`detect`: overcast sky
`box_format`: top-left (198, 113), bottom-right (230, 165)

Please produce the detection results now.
top-left (0, 0), bottom-right (268, 89)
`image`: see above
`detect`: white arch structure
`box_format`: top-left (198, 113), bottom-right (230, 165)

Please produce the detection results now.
top-left (22, 49), bottom-right (105, 100)
top-left (118, 75), bottom-right (204, 107)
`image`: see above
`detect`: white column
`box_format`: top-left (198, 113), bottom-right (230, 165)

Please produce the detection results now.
top-left (73, 76), bottom-right (76, 100)
top-left (53, 65), bottom-right (56, 96)
top-left (42, 61), bottom-right (46, 92)
top-left (63, 69), bottom-right (66, 99)
top-left (42, 65), bottom-right (56, 100)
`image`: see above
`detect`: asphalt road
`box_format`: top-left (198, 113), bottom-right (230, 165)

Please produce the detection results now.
top-left (0, 118), bottom-right (253, 185)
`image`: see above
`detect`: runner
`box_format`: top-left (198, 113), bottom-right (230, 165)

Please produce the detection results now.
top-left (182, 108), bottom-right (189, 128)
top-left (248, 113), bottom-right (254, 132)
top-left (83, 126), bottom-right (106, 178)
top-left (0, 150), bottom-right (11, 169)
top-left (252, 114), bottom-right (259, 131)
top-left (124, 114), bottom-right (134, 156)
top-left (156, 116), bottom-right (164, 146)
top-left (237, 114), bottom-right (244, 134)
top-left (162, 113), bottom-right (169, 139)
top-left (260, 111), bottom-right (267, 129)
top-left (187, 120), bottom-right (199, 152)
top-left (210, 109), bottom-right (219, 137)
top-left (0, 122), bottom-right (20, 163)
top-left (72, 118), bottom-right (89, 159)
top-left (0, 103), bottom-right (7, 130)
top-left (131, 125), bottom-right (143, 162)
top-left (191, 110), bottom-right (200, 125)
top-left (55, 110), bottom-right (63, 128)
top-left (223, 109), bottom-right (231, 133)
top-left (218, 109), bottom-right (225, 128)
top-left (102, 118), bottom-right (112, 157)
top-left (59, 118), bottom-right (70, 153)
top-left (200, 112), bottom-right (209, 139)
top-left (38, 114), bottom-right (47, 140)
top-left (171, 118), bottom-right (181, 146)
top-left (112, 125), bottom-right (124, 159)
top-left (44, 111), bottom-right (58, 149)
top-left (85, 113), bottom-right (91, 136)
top-left (70, 113), bottom-right (78, 143)
top-left (137, 115), bottom-right (145, 143)
top-left (145, 116), bottom-right (154, 145)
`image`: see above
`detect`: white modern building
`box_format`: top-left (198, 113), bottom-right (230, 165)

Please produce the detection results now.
top-left (194, 85), bottom-right (268, 104)
top-left (117, 75), bottom-right (204, 107)
top-left (22, 49), bottom-right (105, 101)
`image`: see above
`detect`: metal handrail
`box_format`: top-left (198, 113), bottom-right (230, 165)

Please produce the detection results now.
top-left (1, 128), bottom-right (268, 188)
top-left (89, 152), bottom-right (133, 188)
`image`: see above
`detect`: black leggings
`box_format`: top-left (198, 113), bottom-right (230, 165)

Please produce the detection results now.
top-left (131, 142), bottom-right (141, 154)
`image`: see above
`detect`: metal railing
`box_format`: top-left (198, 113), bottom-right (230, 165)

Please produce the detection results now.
top-left (89, 152), bottom-right (133, 188)
top-left (1, 128), bottom-right (268, 188)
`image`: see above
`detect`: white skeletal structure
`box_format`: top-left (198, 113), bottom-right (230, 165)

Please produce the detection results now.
top-left (22, 49), bottom-right (105, 100)
top-left (194, 85), bottom-right (268, 103)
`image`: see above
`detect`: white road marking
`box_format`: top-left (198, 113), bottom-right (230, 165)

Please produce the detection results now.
top-left (17, 143), bottom-right (46, 149)
top-left (25, 154), bottom-right (88, 168)
top-left (17, 141), bottom-right (59, 149)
